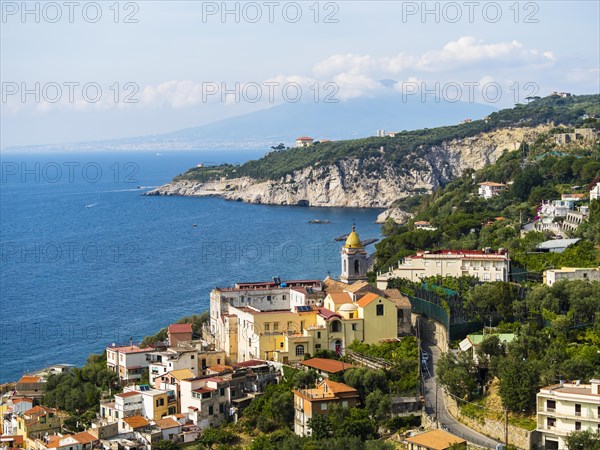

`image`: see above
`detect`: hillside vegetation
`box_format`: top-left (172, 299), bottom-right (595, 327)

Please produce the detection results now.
top-left (374, 144), bottom-right (600, 274)
top-left (175, 95), bottom-right (600, 183)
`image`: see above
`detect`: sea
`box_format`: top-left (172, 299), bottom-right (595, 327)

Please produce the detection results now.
top-left (0, 150), bottom-right (384, 383)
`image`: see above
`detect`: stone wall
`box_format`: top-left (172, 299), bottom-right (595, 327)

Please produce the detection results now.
top-left (414, 315), bottom-right (448, 352)
top-left (443, 390), bottom-right (534, 450)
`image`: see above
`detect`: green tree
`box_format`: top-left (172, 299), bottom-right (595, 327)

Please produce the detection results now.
top-left (436, 351), bottom-right (478, 400)
top-left (565, 429), bottom-right (600, 450)
top-left (498, 357), bottom-right (539, 413)
top-left (308, 413), bottom-right (333, 440)
top-left (153, 441), bottom-right (180, 450)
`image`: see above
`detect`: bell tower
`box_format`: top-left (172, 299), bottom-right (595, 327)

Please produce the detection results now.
top-left (340, 225), bottom-right (368, 283)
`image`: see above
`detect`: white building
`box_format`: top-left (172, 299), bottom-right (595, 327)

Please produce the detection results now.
top-left (538, 200), bottom-right (575, 219)
top-left (590, 182), bottom-right (600, 201)
top-left (536, 379), bottom-right (600, 449)
top-left (106, 344), bottom-right (153, 383)
top-left (147, 348), bottom-right (199, 380)
top-left (543, 267), bottom-right (600, 286)
top-left (295, 137), bottom-right (314, 148)
top-left (478, 182), bottom-right (507, 199)
top-left (413, 221), bottom-right (437, 231)
top-left (376, 249), bottom-right (510, 288)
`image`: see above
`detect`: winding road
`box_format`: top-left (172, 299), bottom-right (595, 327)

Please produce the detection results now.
top-left (419, 318), bottom-right (502, 449)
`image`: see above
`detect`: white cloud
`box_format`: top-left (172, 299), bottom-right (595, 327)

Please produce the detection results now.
top-left (313, 36), bottom-right (555, 77)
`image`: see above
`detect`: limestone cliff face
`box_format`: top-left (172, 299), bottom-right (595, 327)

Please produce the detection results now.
top-left (147, 125), bottom-right (550, 209)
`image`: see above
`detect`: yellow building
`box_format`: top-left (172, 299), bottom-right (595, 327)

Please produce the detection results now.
top-left (15, 406), bottom-right (62, 442)
top-left (206, 226), bottom-right (412, 364)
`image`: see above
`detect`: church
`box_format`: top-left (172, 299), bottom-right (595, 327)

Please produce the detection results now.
top-left (204, 226), bottom-right (412, 365)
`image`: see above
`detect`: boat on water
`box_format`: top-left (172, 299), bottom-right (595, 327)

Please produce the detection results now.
top-left (308, 220), bottom-right (331, 224)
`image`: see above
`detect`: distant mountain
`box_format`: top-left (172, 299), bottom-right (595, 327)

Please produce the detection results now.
top-left (5, 93), bottom-right (498, 152)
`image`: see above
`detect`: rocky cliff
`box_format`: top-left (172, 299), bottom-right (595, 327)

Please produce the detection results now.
top-left (147, 125), bottom-right (551, 214)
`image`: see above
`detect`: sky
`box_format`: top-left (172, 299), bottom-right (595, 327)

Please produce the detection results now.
top-left (1, 0), bottom-right (599, 147)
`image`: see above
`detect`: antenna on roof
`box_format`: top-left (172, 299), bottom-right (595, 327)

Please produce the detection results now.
top-left (130, 337), bottom-right (133, 347)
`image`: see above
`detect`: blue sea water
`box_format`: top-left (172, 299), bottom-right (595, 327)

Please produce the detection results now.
top-left (0, 150), bottom-right (383, 382)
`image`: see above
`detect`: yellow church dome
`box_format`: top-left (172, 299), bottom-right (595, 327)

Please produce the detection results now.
top-left (345, 226), bottom-right (363, 248)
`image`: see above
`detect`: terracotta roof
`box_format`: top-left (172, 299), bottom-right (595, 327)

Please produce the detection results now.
top-left (296, 137), bottom-right (314, 140)
top-left (11, 398), bottom-right (33, 404)
top-left (344, 281), bottom-right (370, 293)
top-left (322, 276), bottom-right (348, 293)
top-left (356, 292), bottom-right (381, 308)
top-left (116, 391), bottom-right (141, 398)
top-left (154, 418), bottom-right (181, 429)
top-left (107, 345), bottom-right (153, 354)
top-left (207, 364), bottom-right (233, 373)
top-left (168, 323), bottom-right (193, 334)
top-left (478, 181), bottom-right (506, 187)
top-left (405, 429), bottom-right (466, 450)
top-left (122, 415), bottom-right (150, 429)
top-left (316, 307), bottom-right (342, 320)
top-left (323, 379), bottom-right (358, 394)
top-left (299, 358), bottom-right (355, 373)
top-left (327, 292), bottom-right (352, 305)
top-left (167, 369), bottom-right (195, 381)
top-left (414, 221), bottom-right (431, 225)
top-left (383, 289), bottom-right (411, 308)
top-left (24, 405), bottom-right (55, 416)
top-left (0, 435), bottom-right (23, 445)
top-left (17, 375), bottom-right (41, 384)
top-left (193, 387), bottom-right (216, 394)
top-left (72, 432), bottom-right (98, 444)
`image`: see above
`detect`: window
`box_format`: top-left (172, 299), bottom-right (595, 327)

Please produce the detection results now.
top-left (317, 331), bottom-right (321, 339)
top-left (342, 401), bottom-right (348, 408)
top-left (376, 304), bottom-right (384, 316)
top-left (202, 392), bottom-right (211, 399)
top-left (575, 422), bottom-right (581, 431)
top-left (354, 260), bottom-right (360, 274)
top-left (231, 389), bottom-right (236, 398)
top-left (352, 324), bottom-right (357, 331)
top-left (296, 345), bottom-right (305, 356)
top-left (547, 400), bottom-right (556, 411)
top-left (273, 322), bottom-right (279, 331)
top-left (282, 295), bottom-right (286, 300)
top-left (267, 295), bottom-right (272, 301)
top-left (315, 344), bottom-right (321, 349)
top-left (436, 261), bottom-right (441, 267)
top-left (115, 411), bottom-right (119, 419)
top-left (208, 406), bottom-right (214, 416)
top-left (219, 404), bottom-right (224, 414)
top-left (349, 313), bottom-right (354, 319)
top-left (320, 403), bottom-right (327, 410)
top-left (217, 359), bottom-right (221, 364)
top-left (398, 309), bottom-right (404, 319)
top-left (547, 417), bottom-right (556, 427)
top-left (575, 404), bottom-right (581, 416)
top-left (220, 388), bottom-right (225, 396)
top-left (484, 273), bottom-right (490, 281)
top-left (191, 355), bottom-right (195, 359)
top-left (265, 323), bottom-right (270, 331)
top-left (331, 320), bottom-right (341, 332)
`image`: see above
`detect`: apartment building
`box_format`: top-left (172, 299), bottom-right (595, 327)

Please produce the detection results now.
top-left (536, 379), bottom-right (600, 449)
top-left (376, 249), bottom-right (510, 288)
top-left (106, 344), bottom-right (153, 383)
top-left (293, 379), bottom-right (359, 436)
